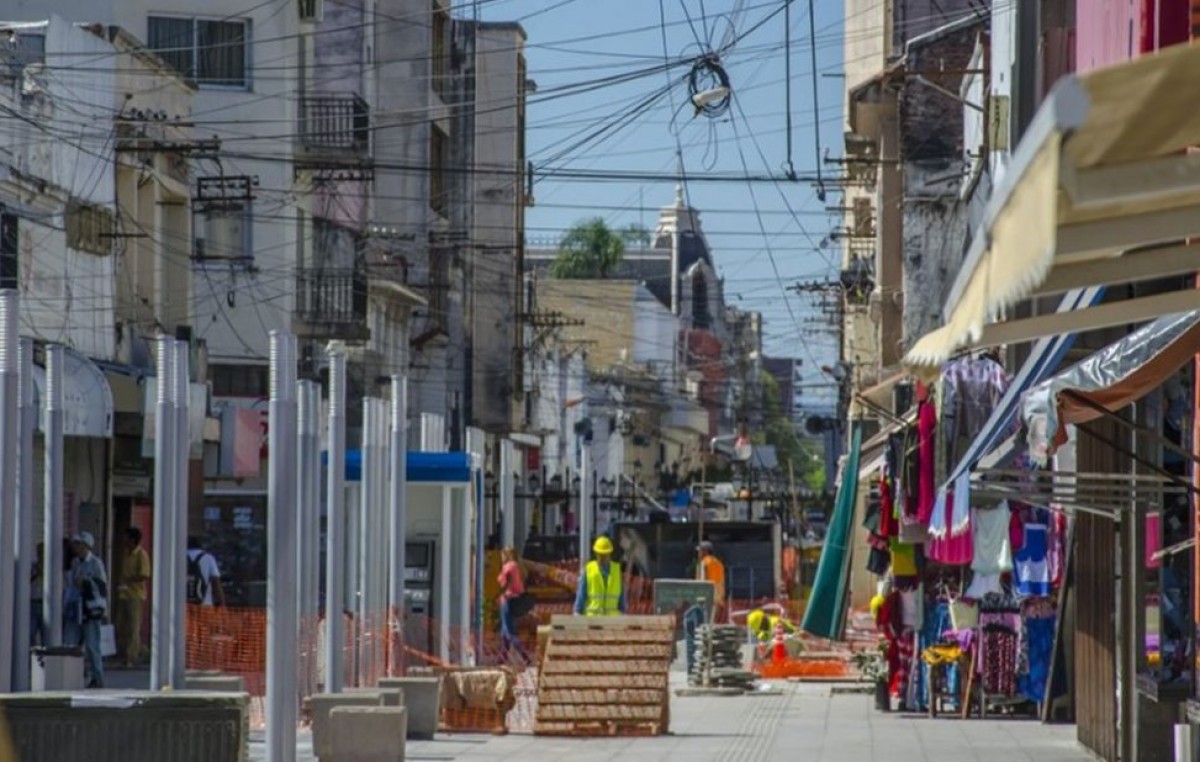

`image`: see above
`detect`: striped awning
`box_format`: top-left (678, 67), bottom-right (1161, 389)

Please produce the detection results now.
top-left (906, 42), bottom-right (1200, 369)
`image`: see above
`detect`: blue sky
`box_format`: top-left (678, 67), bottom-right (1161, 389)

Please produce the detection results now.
top-left (478, 0), bottom-right (845, 407)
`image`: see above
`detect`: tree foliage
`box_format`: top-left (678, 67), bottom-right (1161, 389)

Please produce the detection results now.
top-left (549, 217), bottom-right (626, 279)
top-left (755, 373), bottom-right (826, 493)
top-left (620, 223), bottom-right (652, 248)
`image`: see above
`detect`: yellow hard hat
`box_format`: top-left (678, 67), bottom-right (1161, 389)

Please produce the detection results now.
top-left (747, 609), bottom-right (765, 633)
top-left (593, 536), bottom-right (614, 555)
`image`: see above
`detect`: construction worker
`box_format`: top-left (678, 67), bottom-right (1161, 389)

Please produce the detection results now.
top-left (746, 608), bottom-right (797, 642)
top-left (573, 536), bottom-right (626, 616)
top-left (696, 540), bottom-right (726, 622)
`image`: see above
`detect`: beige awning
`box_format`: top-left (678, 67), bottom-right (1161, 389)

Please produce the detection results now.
top-left (906, 42), bottom-right (1200, 369)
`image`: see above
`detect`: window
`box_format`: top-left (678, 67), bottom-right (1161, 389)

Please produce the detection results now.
top-left (194, 177), bottom-right (253, 263)
top-left (429, 125), bottom-right (448, 218)
top-left (0, 212), bottom-right (17, 290)
top-left (0, 32), bottom-right (44, 78)
top-left (66, 201), bottom-right (115, 255)
top-left (431, 4), bottom-right (449, 97)
top-left (147, 16), bottom-right (249, 89)
top-left (210, 363), bottom-right (268, 397)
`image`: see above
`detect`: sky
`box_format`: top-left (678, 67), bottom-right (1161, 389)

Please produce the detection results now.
top-left (478, 0), bottom-right (846, 413)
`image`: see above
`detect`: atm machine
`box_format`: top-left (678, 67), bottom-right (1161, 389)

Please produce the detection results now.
top-left (405, 452), bottom-right (475, 664)
top-left (404, 539), bottom-right (436, 655)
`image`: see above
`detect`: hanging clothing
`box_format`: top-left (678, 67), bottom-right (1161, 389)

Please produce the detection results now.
top-left (927, 473), bottom-right (973, 565)
top-left (971, 503), bottom-right (1014, 574)
top-left (1018, 600), bottom-right (1056, 704)
top-left (964, 572), bottom-right (1003, 600)
top-left (916, 397), bottom-right (937, 524)
top-left (889, 540), bottom-right (917, 577)
top-left (879, 471), bottom-right (899, 538)
top-left (1014, 509), bottom-right (1052, 597)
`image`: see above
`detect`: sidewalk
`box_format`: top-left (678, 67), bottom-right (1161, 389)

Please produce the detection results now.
top-left (249, 679), bottom-right (1091, 762)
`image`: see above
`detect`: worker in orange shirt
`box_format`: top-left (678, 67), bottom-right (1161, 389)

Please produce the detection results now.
top-left (696, 541), bottom-right (726, 622)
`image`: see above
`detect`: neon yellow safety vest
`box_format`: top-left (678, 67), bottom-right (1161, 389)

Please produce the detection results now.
top-left (584, 560), bottom-right (622, 616)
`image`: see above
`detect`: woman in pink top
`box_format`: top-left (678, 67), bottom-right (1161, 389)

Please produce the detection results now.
top-left (497, 547), bottom-right (531, 664)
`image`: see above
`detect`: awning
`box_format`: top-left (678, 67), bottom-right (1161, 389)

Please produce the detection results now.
top-left (801, 423), bottom-right (862, 641)
top-left (31, 347), bottom-right (114, 438)
top-left (1021, 309), bottom-right (1200, 464)
top-left (971, 471), bottom-right (1190, 520)
top-left (906, 42), bottom-right (1200, 368)
top-left (850, 372), bottom-right (908, 417)
top-left (329, 450), bottom-right (473, 483)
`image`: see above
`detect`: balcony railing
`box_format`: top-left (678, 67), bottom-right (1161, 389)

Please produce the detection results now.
top-left (295, 267), bottom-right (369, 340)
top-left (298, 94), bottom-right (370, 160)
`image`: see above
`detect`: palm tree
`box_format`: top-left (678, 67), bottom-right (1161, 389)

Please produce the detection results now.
top-left (549, 217), bottom-right (626, 279)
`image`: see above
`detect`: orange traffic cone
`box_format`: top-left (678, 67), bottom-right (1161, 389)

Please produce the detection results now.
top-left (772, 619), bottom-right (786, 663)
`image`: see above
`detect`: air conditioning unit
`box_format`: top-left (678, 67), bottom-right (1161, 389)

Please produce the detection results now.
top-left (299, 0), bottom-right (324, 23)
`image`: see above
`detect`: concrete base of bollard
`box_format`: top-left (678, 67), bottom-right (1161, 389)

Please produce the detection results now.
top-left (376, 678), bottom-right (440, 739)
top-left (185, 675), bottom-right (247, 693)
top-left (346, 686), bottom-right (404, 707)
top-left (328, 706), bottom-right (407, 762)
top-left (310, 693), bottom-right (386, 760)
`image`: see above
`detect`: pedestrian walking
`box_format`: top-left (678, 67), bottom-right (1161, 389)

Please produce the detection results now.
top-left (496, 547), bottom-right (532, 665)
top-left (696, 540), bottom-right (726, 622)
top-left (115, 527), bottom-right (151, 666)
top-left (62, 536), bottom-right (82, 649)
top-left (30, 542), bottom-right (46, 647)
top-left (186, 536), bottom-right (225, 607)
top-left (69, 532), bottom-right (109, 688)
top-left (574, 536), bottom-right (626, 616)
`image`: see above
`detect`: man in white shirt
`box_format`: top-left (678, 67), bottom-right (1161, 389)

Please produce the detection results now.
top-left (70, 532), bottom-right (108, 688)
top-left (186, 536), bottom-right (226, 607)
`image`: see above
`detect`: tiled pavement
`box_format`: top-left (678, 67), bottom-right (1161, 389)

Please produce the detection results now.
top-left (104, 663), bottom-right (1088, 761)
top-left (245, 678), bottom-right (1091, 762)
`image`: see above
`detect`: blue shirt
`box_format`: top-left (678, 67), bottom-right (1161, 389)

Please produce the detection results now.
top-left (573, 562), bottom-right (627, 615)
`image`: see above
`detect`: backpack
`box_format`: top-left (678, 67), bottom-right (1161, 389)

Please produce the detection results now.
top-left (186, 551), bottom-right (209, 604)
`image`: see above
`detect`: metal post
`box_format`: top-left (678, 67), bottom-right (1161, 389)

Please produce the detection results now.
top-left (266, 331), bottom-right (299, 762)
top-left (387, 376), bottom-right (407, 677)
top-left (579, 445), bottom-right (592, 580)
top-left (13, 337), bottom-right (33, 690)
top-left (308, 380), bottom-right (322, 690)
top-left (0, 291), bottom-right (18, 692)
top-left (42, 344), bottom-right (66, 651)
top-left (149, 337), bottom-right (174, 687)
top-left (324, 351), bottom-right (347, 693)
top-left (374, 398), bottom-right (388, 672)
top-left (358, 399), bottom-right (377, 684)
top-left (296, 379), bottom-right (316, 698)
top-left (500, 440), bottom-right (514, 550)
top-left (171, 340), bottom-right (190, 689)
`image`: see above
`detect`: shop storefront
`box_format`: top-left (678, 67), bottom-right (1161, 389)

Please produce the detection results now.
top-left (899, 42), bottom-right (1200, 762)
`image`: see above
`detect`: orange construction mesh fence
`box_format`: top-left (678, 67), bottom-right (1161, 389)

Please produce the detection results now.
top-left (184, 581), bottom-right (871, 732)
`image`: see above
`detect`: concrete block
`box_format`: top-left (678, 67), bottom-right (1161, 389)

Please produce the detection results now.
top-left (328, 706), bottom-right (406, 762)
top-left (377, 677), bottom-right (440, 739)
top-left (185, 675), bottom-right (247, 693)
top-left (347, 686), bottom-right (404, 707)
top-left (0, 690), bottom-right (249, 762)
top-left (310, 693), bottom-right (385, 760)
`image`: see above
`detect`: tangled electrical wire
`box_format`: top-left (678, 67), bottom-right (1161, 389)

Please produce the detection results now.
top-left (687, 54), bottom-right (732, 118)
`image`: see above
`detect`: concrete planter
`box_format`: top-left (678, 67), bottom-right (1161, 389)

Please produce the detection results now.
top-left (0, 690), bottom-right (249, 762)
top-left (377, 677), bottom-right (441, 739)
top-left (310, 693), bottom-right (386, 761)
top-left (185, 674), bottom-right (247, 693)
top-left (329, 706), bottom-right (407, 762)
top-left (346, 686), bottom-right (404, 707)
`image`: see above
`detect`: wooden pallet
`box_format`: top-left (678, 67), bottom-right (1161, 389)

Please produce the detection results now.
top-left (534, 615), bottom-right (674, 737)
